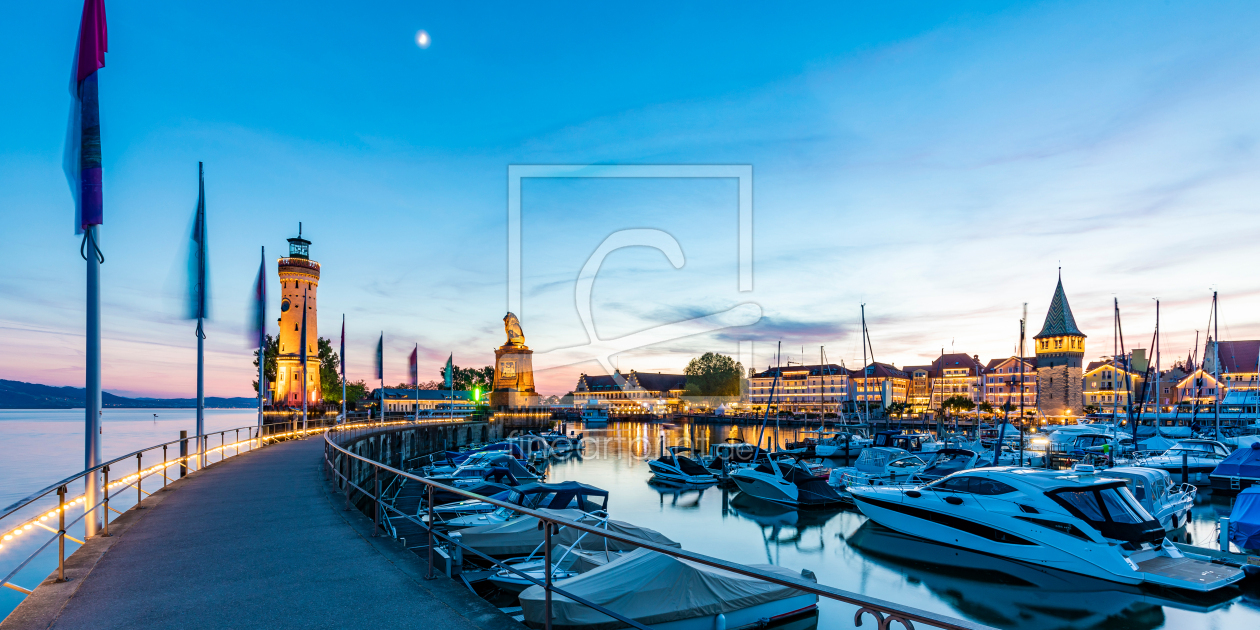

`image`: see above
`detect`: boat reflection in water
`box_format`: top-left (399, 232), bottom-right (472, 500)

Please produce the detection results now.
top-left (647, 478), bottom-right (716, 510)
top-left (729, 492), bottom-right (844, 557)
top-left (846, 522), bottom-right (1241, 630)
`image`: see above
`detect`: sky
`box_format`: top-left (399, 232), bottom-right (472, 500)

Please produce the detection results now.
top-left (2, 1), bottom-right (1260, 398)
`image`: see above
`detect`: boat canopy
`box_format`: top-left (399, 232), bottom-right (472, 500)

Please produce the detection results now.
top-left (518, 548), bottom-right (814, 630)
top-left (1229, 486), bottom-right (1260, 550)
top-left (1213, 442), bottom-right (1260, 479)
top-left (508, 481), bottom-right (609, 513)
top-left (1139, 435), bottom-right (1177, 452)
top-left (1099, 467), bottom-right (1172, 505)
top-left (551, 518), bottom-right (680, 552)
top-left (854, 447), bottom-right (914, 473)
top-left (460, 508), bottom-right (588, 556)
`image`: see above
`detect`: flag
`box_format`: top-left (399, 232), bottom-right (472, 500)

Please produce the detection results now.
top-left (374, 333), bottom-right (384, 380)
top-left (339, 315), bottom-right (345, 378)
top-left (443, 354), bottom-right (454, 389)
top-left (299, 290), bottom-right (308, 365)
top-left (185, 163), bottom-right (210, 320)
top-left (247, 247), bottom-right (265, 348)
top-left (65, 0), bottom-right (108, 233)
top-left (409, 346), bottom-right (418, 386)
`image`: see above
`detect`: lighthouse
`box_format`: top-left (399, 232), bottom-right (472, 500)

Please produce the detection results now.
top-left (274, 228), bottom-right (321, 406)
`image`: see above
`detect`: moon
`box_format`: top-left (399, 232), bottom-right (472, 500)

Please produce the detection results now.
top-left (415, 30), bottom-right (431, 49)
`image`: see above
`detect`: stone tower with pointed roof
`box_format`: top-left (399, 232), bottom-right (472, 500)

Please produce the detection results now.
top-left (1034, 274), bottom-right (1086, 417)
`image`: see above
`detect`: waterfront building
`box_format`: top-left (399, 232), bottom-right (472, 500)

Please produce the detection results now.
top-left (1204, 340), bottom-right (1260, 392)
top-left (748, 364), bottom-right (850, 413)
top-left (573, 370), bottom-right (687, 413)
top-left (377, 388), bottom-right (474, 414)
top-left (851, 363), bottom-right (909, 407)
top-left (274, 231), bottom-right (321, 406)
top-left (1034, 276), bottom-right (1086, 419)
top-left (1083, 352), bottom-right (1146, 409)
top-left (983, 356), bottom-right (1037, 411)
top-left (904, 365), bottom-right (932, 413)
top-left (928, 353), bottom-right (986, 409)
top-left (1172, 370), bottom-right (1223, 406)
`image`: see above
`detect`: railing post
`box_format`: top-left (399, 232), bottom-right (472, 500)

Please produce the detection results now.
top-left (221, 432), bottom-right (225, 462)
top-left (373, 465), bottom-right (381, 537)
top-left (101, 465), bottom-right (111, 537)
top-left (426, 484), bottom-right (435, 580)
top-left (136, 452), bottom-right (143, 508)
top-left (544, 520), bottom-right (553, 630)
top-left (235, 429), bottom-right (240, 457)
top-left (162, 444), bottom-right (168, 488)
top-left (56, 485), bottom-right (66, 582)
top-left (179, 431), bottom-right (188, 478)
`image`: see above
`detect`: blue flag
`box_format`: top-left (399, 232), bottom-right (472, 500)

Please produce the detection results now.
top-left (186, 163), bottom-right (209, 321)
top-left (374, 333), bottom-right (384, 380)
top-left (247, 247), bottom-right (265, 348)
top-left (444, 354), bottom-right (454, 389)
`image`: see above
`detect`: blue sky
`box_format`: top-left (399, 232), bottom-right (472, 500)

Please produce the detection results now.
top-left (3, 1), bottom-right (1260, 397)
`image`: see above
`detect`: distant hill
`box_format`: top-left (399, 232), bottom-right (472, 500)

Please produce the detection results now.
top-left (0, 379), bottom-right (257, 409)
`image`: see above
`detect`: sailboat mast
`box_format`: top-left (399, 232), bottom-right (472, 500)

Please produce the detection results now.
top-left (860, 305), bottom-right (869, 426)
top-left (1019, 303), bottom-right (1026, 463)
top-left (1213, 291), bottom-right (1220, 438)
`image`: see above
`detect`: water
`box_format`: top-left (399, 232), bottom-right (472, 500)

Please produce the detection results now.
top-left (0, 408), bottom-right (260, 618)
top-left (539, 421), bottom-right (1260, 630)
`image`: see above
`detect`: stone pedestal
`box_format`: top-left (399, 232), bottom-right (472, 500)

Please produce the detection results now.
top-left (491, 344), bottom-right (540, 408)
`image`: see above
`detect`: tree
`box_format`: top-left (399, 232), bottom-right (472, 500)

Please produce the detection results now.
top-left (684, 352), bottom-right (744, 396)
top-left (978, 401), bottom-right (995, 415)
top-left (941, 395), bottom-right (975, 413)
top-left (438, 364), bottom-right (495, 392)
top-left (344, 379), bottom-right (370, 408)
top-left (317, 337), bottom-right (341, 403)
top-left (252, 334), bottom-right (279, 395)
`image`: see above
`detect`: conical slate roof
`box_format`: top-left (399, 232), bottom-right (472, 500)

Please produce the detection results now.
top-left (1034, 277), bottom-right (1086, 339)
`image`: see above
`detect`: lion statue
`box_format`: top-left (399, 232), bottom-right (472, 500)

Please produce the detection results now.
top-left (503, 312), bottom-right (525, 346)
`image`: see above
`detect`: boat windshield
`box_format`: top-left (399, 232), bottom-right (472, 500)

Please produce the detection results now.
top-left (1047, 483), bottom-right (1163, 543)
top-left (922, 452), bottom-right (973, 476)
top-left (1167, 442), bottom-right (1219, 455)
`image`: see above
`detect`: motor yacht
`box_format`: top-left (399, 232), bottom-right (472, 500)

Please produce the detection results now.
top-left (872, 430), bottom-right (935, 453)
top-left (829, 447), bottom-right (925, 491)
top-left (849, 465), bottom-right (1244, 591)
top-left (649, 447), bottom-right (718, 484)
top-left (1098, 467), bottom-right (1195, 533)
top-left (729, 456), bottom-right (845, 507)
top-left (442, 481), bottom-right (609, 528)
top-left (1133, 439), bottom-right (1231, 484)
top-left (425, 452), bottom-right (541, 487)
top-left (813, 431), bottom-right (872, 457)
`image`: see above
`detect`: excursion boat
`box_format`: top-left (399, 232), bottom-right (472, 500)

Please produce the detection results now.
top-left (1133, 439), bottom-right (1231, 484)
top-left (579, 401), bottom-right (609, 426)
top-left (729, 456), bottom-right (845, 507)
top-left (649, 447), bottom-right (718, 484)
top-left (1209, 441), bottom-right (1260, 495)
top-left (1098, 467), bottom-right (1195, 533)
top-left (517, 548), bottom-right (818, 630)
top-left (442, 481), bottom-right (608, 529)
top-left (849, 465), bottom-right (1244, 591)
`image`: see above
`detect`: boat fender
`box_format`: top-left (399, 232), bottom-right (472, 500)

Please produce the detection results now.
top-left (905, 490), bottom-right (921, 498)
top-left (714, 614), bottom-right (726, 630)
top-left (944, 496), bottom-right (963, 505)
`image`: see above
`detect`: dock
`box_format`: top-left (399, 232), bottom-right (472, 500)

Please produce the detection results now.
top-left (0, 437), bottom-right (521, 630)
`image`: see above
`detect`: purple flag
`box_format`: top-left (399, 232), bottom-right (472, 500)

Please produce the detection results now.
top-left (408, 346), bottom-right (418, 386)
top-left (66, 0), bottom-right (108, 233)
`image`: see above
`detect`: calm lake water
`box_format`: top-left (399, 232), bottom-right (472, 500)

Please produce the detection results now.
top-left (540, 421), bottom-right (1260, 630)
top-left (0, 408), bottom-right (261, 618)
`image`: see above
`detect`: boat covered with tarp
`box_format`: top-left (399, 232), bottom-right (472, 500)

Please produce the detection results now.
top-left (1228, 486), bottom-right (1260, 553)
top-left (518, 547), bottom-right (817, 630)
top-left (1210, 442), bottom-right (1260, 495)
top-left (460, 509), bottom-right (677, 557)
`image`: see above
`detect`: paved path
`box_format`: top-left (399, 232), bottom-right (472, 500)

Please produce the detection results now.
top-left (2, 437), bottom-right (519, 630)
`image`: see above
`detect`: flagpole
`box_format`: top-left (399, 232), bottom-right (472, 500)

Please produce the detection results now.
top-left (340, 314), bottom-right (346, 424)
top-left (414, 344), bottom-right (420, 424)
top-left (301, 288), bottom-right (308, 433)
top-left (85, 224), bottom-right (102, 536)
top-left (258, 246), bottom-right (266, 434)
top-left (195, 162), bottom-right (206, 470)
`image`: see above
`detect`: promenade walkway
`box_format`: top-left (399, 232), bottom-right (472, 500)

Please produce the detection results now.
top-left (1, 437), bottom-right (521, 630)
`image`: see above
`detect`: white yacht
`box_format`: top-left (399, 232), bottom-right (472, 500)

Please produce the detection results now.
top-left (729, 456), bottom-right (845, 507)
top-left (849, 465), bottom-right (1244, 591)
top-left (811, 431), bottom-right (872, 457)
top-left (1133, 439), bottom-right (1231, 484)
top-left (1098, 467), bottom-right (1195, 533)
top-left (829, 447), bottom-right (925, 490)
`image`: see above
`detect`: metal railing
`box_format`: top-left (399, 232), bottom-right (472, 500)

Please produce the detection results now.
top-left (323, 427), bottom-right (994, 630)
top-left (0, 423), bottom-right (322, 597)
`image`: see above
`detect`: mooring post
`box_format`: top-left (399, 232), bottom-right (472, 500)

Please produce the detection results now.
top-left (179, 430), bottom-right (188, 478)
top-left (1182, 451), bottom-right (1189, 485)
